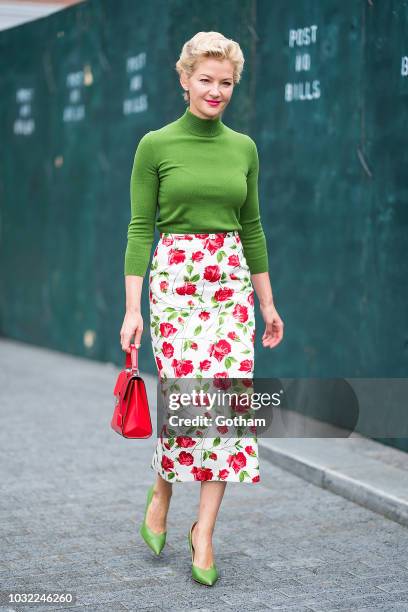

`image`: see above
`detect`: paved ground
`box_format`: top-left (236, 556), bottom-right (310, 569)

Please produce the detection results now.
top-left (1, 338), bottom-right (408, 611)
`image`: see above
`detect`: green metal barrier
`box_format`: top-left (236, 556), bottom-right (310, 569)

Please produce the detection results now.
top-left (1, 0), bottom-right (407, 451)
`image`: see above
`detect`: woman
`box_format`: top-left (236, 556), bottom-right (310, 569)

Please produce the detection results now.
top-left (120, 31), bottom-right (284, 586)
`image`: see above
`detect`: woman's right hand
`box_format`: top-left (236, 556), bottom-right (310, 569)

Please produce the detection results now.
top-left (120, 309), bottom-right (143, 353)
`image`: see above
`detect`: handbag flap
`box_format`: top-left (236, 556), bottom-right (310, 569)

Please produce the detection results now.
top-left (119, 374), bottom-right (147, 419)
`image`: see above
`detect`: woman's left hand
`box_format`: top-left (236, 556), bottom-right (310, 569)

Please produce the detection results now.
top-left (259, 302), bottom-right (284, 349)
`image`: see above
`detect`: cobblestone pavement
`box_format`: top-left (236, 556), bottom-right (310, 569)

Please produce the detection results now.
top-left (1, 339), bottom-right (408, 611)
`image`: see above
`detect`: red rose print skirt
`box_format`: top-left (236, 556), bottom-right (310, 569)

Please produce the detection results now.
top-left (148, 231), bottom-right (260, 483)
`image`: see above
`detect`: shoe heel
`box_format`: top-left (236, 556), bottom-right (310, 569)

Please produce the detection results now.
top-left (140, 484), bottom-right (167, 555)
top-left (188, 521), bottom-right (219, 586)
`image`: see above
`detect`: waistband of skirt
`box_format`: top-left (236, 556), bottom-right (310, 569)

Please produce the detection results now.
top-left (159, 230), bottom-right (240, 239)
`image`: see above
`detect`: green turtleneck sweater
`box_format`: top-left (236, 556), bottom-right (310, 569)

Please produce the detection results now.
top-left (124, 107), bottom-right (269, 277)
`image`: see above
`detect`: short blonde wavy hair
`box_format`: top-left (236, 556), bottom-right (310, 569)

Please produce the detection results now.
top-left (175, 31), bottom-right (245, 103)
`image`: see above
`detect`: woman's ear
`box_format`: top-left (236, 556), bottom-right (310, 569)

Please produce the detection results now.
top-left (179, 71), bottom-right (188, 92)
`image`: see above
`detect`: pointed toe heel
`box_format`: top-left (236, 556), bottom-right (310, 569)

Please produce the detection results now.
top-left (139, 484), bottom-right (167, 555)
top-left (188, 521), bottom-right (219, 586)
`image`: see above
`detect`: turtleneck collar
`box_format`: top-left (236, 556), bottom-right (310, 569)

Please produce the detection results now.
top-left (178, 106), bottom-right (224, 137)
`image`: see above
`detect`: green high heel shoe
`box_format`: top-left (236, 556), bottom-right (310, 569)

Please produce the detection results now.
top-left (139, 484), bottom-right (167, 555)
top-left (188, 521), bottom-right (219, 586)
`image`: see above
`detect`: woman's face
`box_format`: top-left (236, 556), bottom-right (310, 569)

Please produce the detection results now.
top-left (180, 57), bottom-right (235, 120)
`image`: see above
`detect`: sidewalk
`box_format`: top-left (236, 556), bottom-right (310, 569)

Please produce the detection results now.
top-left (259, 429), bottom-right (408, 528)
top-left (1, 337), bottom-right (408, 611)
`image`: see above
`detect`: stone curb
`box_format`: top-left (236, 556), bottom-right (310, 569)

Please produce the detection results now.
top-left (259, 436), bottom-right (408, 528)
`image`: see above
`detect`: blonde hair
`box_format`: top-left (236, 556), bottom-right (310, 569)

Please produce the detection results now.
top-left (175, 31), bottom-right (245, 103)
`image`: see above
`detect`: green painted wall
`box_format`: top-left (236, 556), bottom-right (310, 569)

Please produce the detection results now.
top-left (1, 0), bottom-right (407, 450)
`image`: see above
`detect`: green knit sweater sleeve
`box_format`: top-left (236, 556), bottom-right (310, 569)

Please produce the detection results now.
top-left (239, 136), bottom-right (269, 274)
top-left (124, 132), bottom-right (158, 277)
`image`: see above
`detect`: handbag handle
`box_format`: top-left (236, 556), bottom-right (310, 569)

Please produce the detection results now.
top-left (125, 343), bottom-right (139, 373)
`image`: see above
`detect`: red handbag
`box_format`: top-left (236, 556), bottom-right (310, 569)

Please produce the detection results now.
top-left (111, 343), bottom-right (152, 438)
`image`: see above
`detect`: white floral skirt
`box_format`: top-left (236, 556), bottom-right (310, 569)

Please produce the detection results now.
top-left (149, 231), bottom-right (260, 483)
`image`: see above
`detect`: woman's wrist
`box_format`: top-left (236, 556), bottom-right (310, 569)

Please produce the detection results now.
top-left (259, 298), bottom-right (274, 308)
top-left (126, 306), bottom-right (141, 314)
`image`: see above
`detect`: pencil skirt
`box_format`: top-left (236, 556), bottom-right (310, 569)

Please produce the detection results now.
top-left (148, 231), bottom-right (260, 483)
